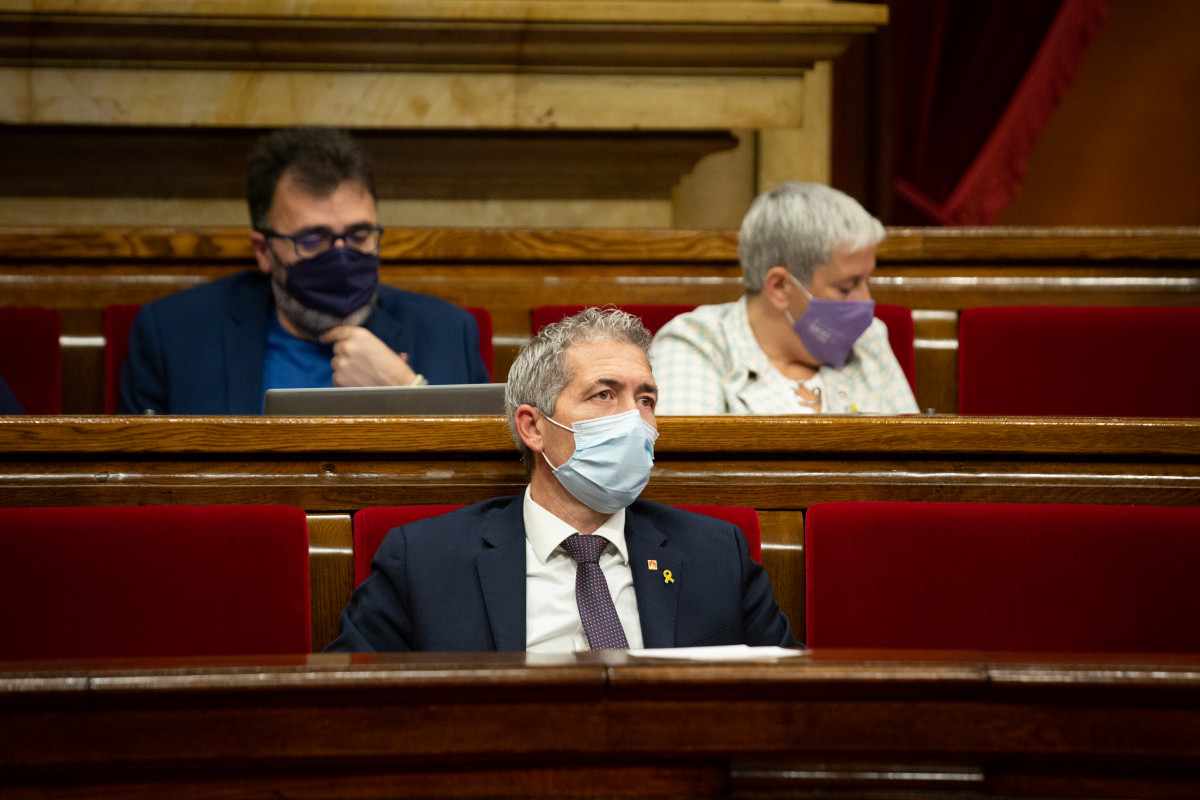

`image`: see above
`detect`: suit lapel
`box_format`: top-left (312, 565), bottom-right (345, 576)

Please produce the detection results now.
top-left (365, 290), bottom-right (418, 368)
top-left (475, 500), bottom-right (528, 651)
top-left (626, 510), bottom-right (683, 648)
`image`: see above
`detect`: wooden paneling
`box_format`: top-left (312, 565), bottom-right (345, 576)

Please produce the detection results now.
top-left (306, 513), bottom-right (354, 652)
top-left (3, 225), bottom-right (1199, 413)
top-left (4, 650), bottom-right (1200, 799)
top-left (2, 414), bottom-right (1197, 650)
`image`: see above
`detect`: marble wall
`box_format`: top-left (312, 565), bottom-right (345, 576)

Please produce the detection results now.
top-left (0, 1), bottom-right (882, 228)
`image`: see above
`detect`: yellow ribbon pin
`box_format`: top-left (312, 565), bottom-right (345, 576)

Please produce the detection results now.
top-left (662, 569), bottom-right (674, 584)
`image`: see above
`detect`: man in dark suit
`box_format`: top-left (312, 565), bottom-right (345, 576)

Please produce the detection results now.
top-left (327, 307), bottom-right (798, 652)
top-left (119, 127), bottom-right (487, 414)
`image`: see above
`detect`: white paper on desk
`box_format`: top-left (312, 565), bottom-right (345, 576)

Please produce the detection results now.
top-left (628, 644), bottom-right (804, 661)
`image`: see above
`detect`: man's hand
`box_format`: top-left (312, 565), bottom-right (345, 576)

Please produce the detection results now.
top-left (320, 326), bottom-right (419, 387)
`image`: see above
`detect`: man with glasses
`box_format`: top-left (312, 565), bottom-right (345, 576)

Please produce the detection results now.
top-left (118, 127), bottom-right (488, 414)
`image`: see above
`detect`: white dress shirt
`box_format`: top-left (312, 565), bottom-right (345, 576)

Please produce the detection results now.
top-left (523, 487), bottom-right (644, 652)
top-left (785, 372), bottom-right (827, 414)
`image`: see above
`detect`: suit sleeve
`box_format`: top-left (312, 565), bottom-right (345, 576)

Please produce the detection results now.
top-left (324, 529), bottom-right (416, 653)
top-left (737, 529), bottom-right (803, 648)
top-left (0, 374), bottom-right (23, 414)
top-left (462, 312), bottom-right (490, 384)
top-left (118, 304), bottom-right (169, 415)
top-left (396, 300), bottom-right (489, 386)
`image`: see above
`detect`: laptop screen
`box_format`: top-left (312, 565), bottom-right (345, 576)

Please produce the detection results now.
top-left (263, 383), bottom-right (507, 415)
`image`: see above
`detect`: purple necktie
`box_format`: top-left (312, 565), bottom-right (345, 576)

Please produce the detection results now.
top-left (561, 533), bottom-right (630, 650)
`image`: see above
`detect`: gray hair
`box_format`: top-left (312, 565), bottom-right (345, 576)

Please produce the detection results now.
top-left (505, 306), bottom-right (652, 472)
top-left (738, 181), bottom-right (885, 293)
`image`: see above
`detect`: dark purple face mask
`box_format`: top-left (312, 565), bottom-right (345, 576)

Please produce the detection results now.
top-left (284, 246), bottom-right (379, 319)
top-left (787, 273), bottom-right (875, 368)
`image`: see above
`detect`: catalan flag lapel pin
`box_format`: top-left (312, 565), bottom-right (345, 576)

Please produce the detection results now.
top-left (647, 560), bottom-right (658, 570)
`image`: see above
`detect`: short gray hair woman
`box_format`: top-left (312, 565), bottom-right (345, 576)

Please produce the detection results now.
top-left (739, 182), bottom-right (885, 292)
top-left (650, 181), bottom-right (917, 416)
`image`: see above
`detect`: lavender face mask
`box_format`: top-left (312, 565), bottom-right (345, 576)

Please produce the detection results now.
top-left (786, 273), bottom-right (875, 368)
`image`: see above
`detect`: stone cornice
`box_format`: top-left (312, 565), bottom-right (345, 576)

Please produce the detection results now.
top-left (1, 0), bottom-right (886, 74)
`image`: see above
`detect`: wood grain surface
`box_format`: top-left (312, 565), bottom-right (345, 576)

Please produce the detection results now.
top-left (3, 650), bottom-right (1200, 799)
top-left (1, 414), bottom-right (1197, 650)
top-left (4, 226), bottom-right (1198, 414)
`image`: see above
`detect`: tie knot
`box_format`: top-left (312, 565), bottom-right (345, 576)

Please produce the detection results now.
top-left (561, 533), bottom-right (609, 565)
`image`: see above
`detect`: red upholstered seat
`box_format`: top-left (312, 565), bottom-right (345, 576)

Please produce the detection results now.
top-left (805, 501), bottom-right (1200, 652)
top-left (353, 505), bottom-right (466, 586)
top-left (958, 305), bottom-right (1200, 416)
top-left (674, 505), bottom-right (761, 563)
top-left (532, 302), bottom-right (917, 394)
top-left (352, 503), bottom-right (762, 587)
top-left (0, 505), bottom-right (311, 659)
top-left (104, 303), bottom-right (141, 414)
top-left (872, 303), bottom-right (916, 394)
top-left (105, 303), bottom-right (496, 413)
top-left (0, 306), bottom-right (62, 414)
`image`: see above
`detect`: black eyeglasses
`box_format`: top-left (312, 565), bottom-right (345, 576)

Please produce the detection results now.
top-left (258, 225), bottom-right (384, 258)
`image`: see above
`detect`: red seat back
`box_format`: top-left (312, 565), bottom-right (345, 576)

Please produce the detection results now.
top-left (675, 505), bottom-right (761, 563)
top-left (0, 307), bottom-right (62, 414)
top-left (0, 505), bottom-right (311, 659)
top-left (805, 501), bottom-right (1200, 652)
top-left (959, 306), bottom-right (1200, 416)
top-left (353, 505), bottom-right (466, 586)
top-left (352, 503), bottom-right (761, 586)
top-left (104, 303), bottom-right (141, 414)
top-left (532, 303), bottom-right (916, 393)
top-left (873, 303), bottom-right (916, 394)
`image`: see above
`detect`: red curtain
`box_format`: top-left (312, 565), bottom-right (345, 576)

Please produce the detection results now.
top-left (888, 0), bottom-right (1112, 225)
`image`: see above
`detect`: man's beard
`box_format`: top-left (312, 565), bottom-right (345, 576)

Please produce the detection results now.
top-left (269, 257), bottom-right (377, 341)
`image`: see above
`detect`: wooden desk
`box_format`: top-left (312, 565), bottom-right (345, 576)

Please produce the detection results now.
top-left (2, 414), bottom-right (1198, 649)
top-left (3, 650), bottom-right (1200, 799)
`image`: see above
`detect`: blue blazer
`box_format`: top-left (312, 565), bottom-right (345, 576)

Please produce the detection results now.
top-left (119, 271), bottom-right (489, 414)
top-left (0, 374), bottom-right (23, 414)
top-left (326, 496), bottom-right (799, 652)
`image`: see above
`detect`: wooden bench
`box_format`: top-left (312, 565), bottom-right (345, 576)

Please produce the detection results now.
top-left (2, 414), bottom-right (1197, 650)
top-left (2, 226), bottom-right (1198, 414)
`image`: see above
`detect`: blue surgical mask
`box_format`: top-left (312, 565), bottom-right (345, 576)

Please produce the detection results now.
top-left (786, 273), bottom-right (875, 368)
top-left (542, 409), bottom-right (659, 514)
top-left (285, 246), bottom-right (380, 318)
